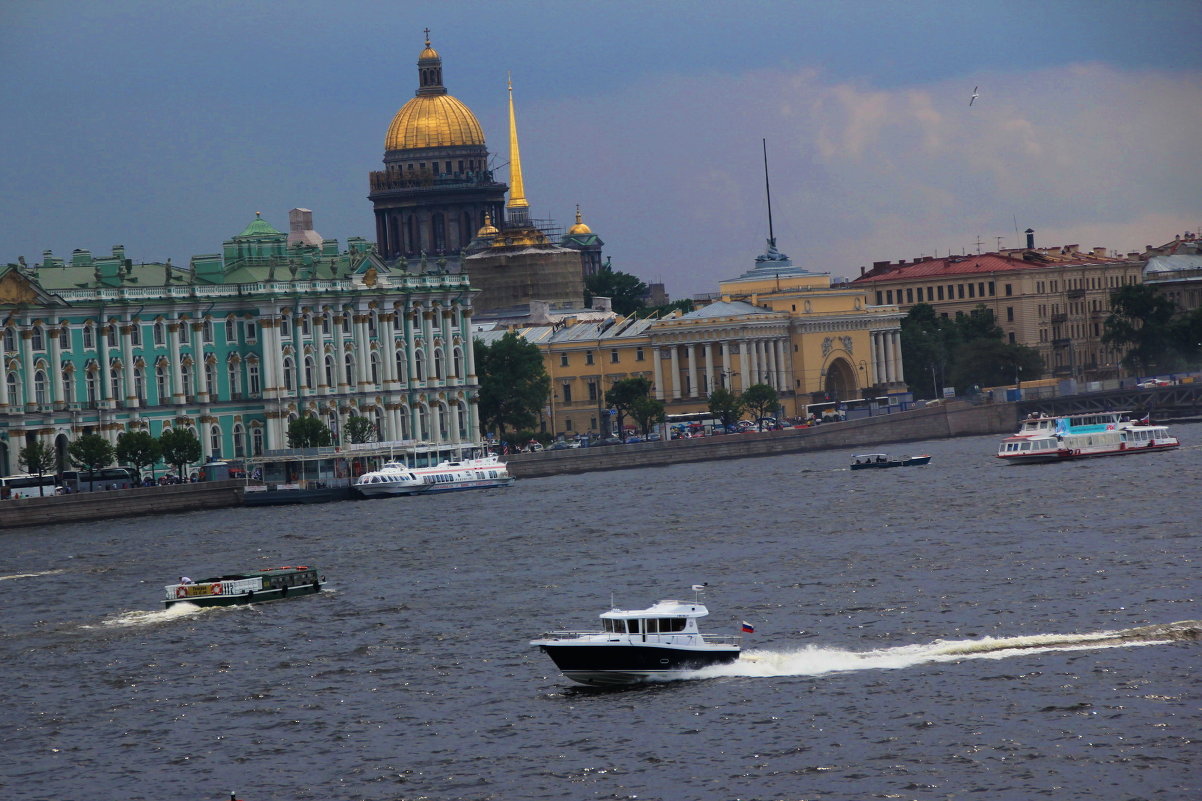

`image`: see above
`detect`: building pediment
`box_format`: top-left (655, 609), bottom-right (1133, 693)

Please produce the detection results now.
top-left (0, 266), bottom-right (68, 307)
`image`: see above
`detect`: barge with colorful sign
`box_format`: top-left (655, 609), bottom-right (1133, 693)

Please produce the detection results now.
top-left (163, 566), bottom-right (324, 608)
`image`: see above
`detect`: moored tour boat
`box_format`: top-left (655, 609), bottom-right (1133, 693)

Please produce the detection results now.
top-left (530, 588), bottom-right (742, 686)
top-left (997, 411), bottom-right (1180, 464)
top-left (164, 565), bottom-right (324, 608)
top-left (851, 453), bottom-right (932, 470)
top-left (355, 454), bottom-right (514, 497)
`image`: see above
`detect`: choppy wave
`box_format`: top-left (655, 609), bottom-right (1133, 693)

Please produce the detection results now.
top-left (685, 620), bottom-right (1201, 680)
top-left (89, 602), bottom-right (214, 628)
top-left (0, 568), bottom-right (66, 582)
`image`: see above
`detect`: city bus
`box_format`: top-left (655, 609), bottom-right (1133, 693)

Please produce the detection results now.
top-left (61, 467), bottom-right (140, 493)
top-left (0, 473), bottom-right (60, 499)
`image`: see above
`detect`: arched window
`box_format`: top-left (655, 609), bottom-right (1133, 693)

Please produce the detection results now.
top-left (369, 352), bottom-right (380, 384)
top-left (154, 320), bottom-right (166, 345)
top-left (438, 403), bottom-right (449, 440)
top-left (133, 368), bottom-right (146, 402)
top-left (399, 408), bottom-right (410, 440)
top-left (180, 363), bottom-right (193, 398)
top-left (417, 405), bottom-right (429, 440)
top-left (251, 426), bottom-right (264, 456)
top-left (457, 401), bottom-right (468, 439)
top-left (233, 423), bottom-right (246, 458)
top-left (6, 372), bottom-right (19, 404)
top-left (433, 348), bottom-right (443, 380)
top-left (344, 353), bottom-right (355, 383)
top-left (157, 365), bottom-right (169, 402)
top-left (31, 325), bottom-right (44, 351)
top-left (247, 361), bottom-right (260, 395)
top-left (282, 357), bottom-right (295, 392)
top-left (374, 407), bottom-right (385, 439)
top-left (327, 412), bottom-right (340, 445)
top-left (324, 355), bottom-right (335, 388)
top-left (204, 362), bottom-right (217, 398)
top-left (85, 369), bottom-right (98, 404)
top-left (106, 325), bottom-right (118, 348)
top-left (61, 368), bottom-right (74, 402)
top-left (59, 326), bottom-right (70, 349)
top-left (415, 351), bottom-right (425, 381)
top-left (304, 356), bottom-right (316, 389)
top-left (3, 328), bottom-right (16, 351)
top-left (227, 360), bottom-right (241, 398)
top-left (210, 425), bottom-right (222, 457)
top-left (452, 347), bottom-right (463, 379)
top-left (322, 313), bottom-right (331, 335)
top-left (33, 370), bottom-right (48, 404)
top-left (110, 366), bottom-right (122, 400)
top-left (395, 346), bottom-right (407, 382)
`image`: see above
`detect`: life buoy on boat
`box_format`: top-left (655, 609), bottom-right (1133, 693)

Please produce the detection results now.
top-left (211, 582), bottom-right (223, 595)
top-left (175, 586), bottom-right (187, 598)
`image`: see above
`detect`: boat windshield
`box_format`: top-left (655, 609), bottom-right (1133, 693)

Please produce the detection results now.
top-left (602, 617), bottom-right (687, 633)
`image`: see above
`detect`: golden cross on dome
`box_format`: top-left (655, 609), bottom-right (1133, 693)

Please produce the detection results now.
top-left (423, 27), bottom-right (431, 46)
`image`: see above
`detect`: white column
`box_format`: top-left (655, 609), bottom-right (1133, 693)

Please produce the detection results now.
top-left (97, 326), bottom-right (112, 404)
top-left (0, 328), bottom-right (9, 407)
top-left (463, 310), bottom-right (477, 382)
top-left (333, 314), bottom-right (349, 392)
top-left (890, 330), bottom-right (903, 386)
top-left (260, 320), bottom-right (278, 400)
top-left (169, 324), bottom-right (184, 403)
top-left (669, 346), bottom-right (681, 399)
top-left (721, 342), bottom-right (731, 390)
top-left (652, 347), bottom-right (664, 400)
top-left (422, 311), bottom-right (435, 388)
top-left (874, 333), bottom-right (886, 385)
top-left (735, 336), bottom-right (745, 389)
top-left (443, 311), bottom-right (457, 386)
top-left (191, 323), bottom-right (209, 402)
top-left (450, 398), bottom-right (462, 443)
top-left (703, 343), bottom-right (713, 395)
top-left (49, 323), bottom-right (63, 405)
top-left (381, 314), bottom-right (398, 389)
top-left (121, 322), bottom-right (137, 407)
top-left (469, 398), bottom-right (480, 442)
top-left (747, 339), bottom-right (760, 387)
top-left (774, 338), bottom-right (786, 392)
top-left (686, 343), bottom-right (698, 398)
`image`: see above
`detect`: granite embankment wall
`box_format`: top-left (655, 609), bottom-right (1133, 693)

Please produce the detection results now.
top-left (0, 402), bottom-right (1020, 529)
top-left (0, 479), bottom-right (244, 530)
top-left (505, 400), bottom-right (1020, 479)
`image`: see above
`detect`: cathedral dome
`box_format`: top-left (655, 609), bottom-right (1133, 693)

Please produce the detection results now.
top-left (385, 95), bottom-right (486, 150)
top-left (567, 207), bottom-right (592, 235)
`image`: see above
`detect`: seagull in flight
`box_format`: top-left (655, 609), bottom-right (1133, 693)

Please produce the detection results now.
top-left (969, 86), bottom-right (979, 106)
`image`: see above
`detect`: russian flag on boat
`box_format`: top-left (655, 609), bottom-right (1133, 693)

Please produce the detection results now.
top-left (741, 621), bottom-right (755, 633)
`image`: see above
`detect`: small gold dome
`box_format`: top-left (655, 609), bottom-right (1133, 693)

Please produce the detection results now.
top-left (476, 213), bottom-right (499, 237)
top-left (568, 206), bottom-right (592, 235)
top-left (385, 94), bottom-right (486, 150)
top-left (419, 45), bottom-right (439, 60)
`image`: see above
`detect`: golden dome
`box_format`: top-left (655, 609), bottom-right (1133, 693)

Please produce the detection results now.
top-left (385, 94), bottom-right (486, 150)
top-left (568, 206), bottom-right (592, 235)
top-left (419, 45), bottom-right (439, 60)
top-left (476, 213), bottom-right (499, 237)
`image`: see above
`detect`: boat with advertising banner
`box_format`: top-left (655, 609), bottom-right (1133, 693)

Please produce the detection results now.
top-left (996, 411), bottom-right (1179, 464)
top-left (530, 586), bottom-right (742, 686)
top-left (163, 566), bottom-right (324, 608)
top-left (355, 454), bottom-right (514, 497)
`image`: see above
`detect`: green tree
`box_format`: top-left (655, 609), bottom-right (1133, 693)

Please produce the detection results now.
top-left (605, 376), bottom-right (653, 436)
top-left (344, 415), bottom-right (377, 444)
top-left (68, 433), bottom-right (115, 492)
top-left (475, 332), bottom-right (550, 437)
top-left (629, 395), bottom-right (666, 436)
top-left (287, 414), bottom-right (333, 449)
top-left (707, 387), bottom-right (745, 429)
top-left (115, 430), bottom-right (162, 482)
top-left (1103, 284), bottom-right (1182, 374)
top-left (585, 267), bottom-right (649, 316)
top-left (948, 339), bottom-right (1044, 390)
top-left (17, 441), bottom-right (56, 496)
top-left (639, 298), bottom-right (694, 318)
top-left (159, 427), bottom-right (202, 480)
top-left (742, 383), bottom-right (780, 430)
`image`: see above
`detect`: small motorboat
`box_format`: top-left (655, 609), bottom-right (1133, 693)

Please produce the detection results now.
top-left (850, 453), bottom-right (932, 470)
top-left (164, 566), bottom-right (324, 608)
top-left (530, 588), bottom-right (742, 686)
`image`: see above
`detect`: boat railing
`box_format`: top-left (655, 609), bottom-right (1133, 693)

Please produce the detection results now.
top-left (536, 630), bottom-right (742, 646)
top-left (700, 634), bottom-right (742, 646)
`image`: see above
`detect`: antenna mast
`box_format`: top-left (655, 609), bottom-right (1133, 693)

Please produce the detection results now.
top-left (762, 138), bottom-right (775, 247)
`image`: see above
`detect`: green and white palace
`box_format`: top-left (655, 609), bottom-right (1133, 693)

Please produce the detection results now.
top-left (0, 213), bottom-right (481, 476)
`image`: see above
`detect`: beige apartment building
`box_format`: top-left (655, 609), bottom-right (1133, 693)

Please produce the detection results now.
top-left (851, 242), bottom-right (1146, 380)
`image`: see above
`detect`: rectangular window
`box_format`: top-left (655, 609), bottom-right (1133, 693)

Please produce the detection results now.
top-left (590, 416), bottom-right (597, 430)
top-left (1008, 332), bottom-right (1016, 344)
top-left (968, 283), bottom-right (975, 298)
top-left (107, 326), bottom-right (118, 347)
top-left (588, 381), bottom-right (598, 401)
top-left (906, 288), bottom-right (914, 303)
top-left (610, 349), bottom-right (619, 364)
top-left (560, 353), bottom-right (569, 367)
top-left (958, 284), bottom-right (965, 299)
top-left (564, 418), bottom-right (573, 431)
top-left (225, 320), bottom-right (235, 343)
top-left (562, 384), bottom-right (572, 403)
top-left (1006, 307), bottom-right (1014, 322)
top-left (937, 286), bottom-right (945, 300)
top-left (636, 347), bottom-right (645, 361)
top-left (59, 327), bottom-right (70, 349)
top-left (875, 291), bottom-right (883, 305)
top-left (245, 321), bottom-right (257, 342)
top-left (203, 320), bottom-right (213, 343)
top-left (585, 350), bottom-right (594, 365)
top-left (987, 282), bottom-right (994, 296)
top-left (130, 324), bottom-right (141, 346)
top-left (886, 289), bottom-right (894, 304)
top-left (979, 282), bottom-right (986, 297)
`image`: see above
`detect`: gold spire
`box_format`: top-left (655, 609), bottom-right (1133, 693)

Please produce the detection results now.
top-left (506, 73), bottom-right (528, 210)
top-left (568, 204), bottom-right (592, 235)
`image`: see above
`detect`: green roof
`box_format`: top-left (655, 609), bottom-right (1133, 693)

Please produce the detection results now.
top-left (237, 213), bottom-right (284, 237)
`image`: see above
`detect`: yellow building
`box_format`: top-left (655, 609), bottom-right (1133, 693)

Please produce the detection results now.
top-left (477, 239), bottom-right (905, 437)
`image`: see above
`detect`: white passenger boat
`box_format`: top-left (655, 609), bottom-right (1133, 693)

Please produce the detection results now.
top-left (531, 588), bottom-right (742, 686)
top-left (996, 411), bottom-right (1179, 464)
top-left (354, 453), bottom-right (514, 497)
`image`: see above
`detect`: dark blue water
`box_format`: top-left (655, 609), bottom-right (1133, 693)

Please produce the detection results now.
top-left (2, 425), bottom-right (1199, 800)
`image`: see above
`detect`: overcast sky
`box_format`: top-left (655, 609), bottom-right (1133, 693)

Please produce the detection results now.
top-left (2, 0), bottom-right (1199, 298)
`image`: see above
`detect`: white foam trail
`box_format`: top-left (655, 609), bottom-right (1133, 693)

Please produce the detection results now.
top-left (683, 621), bottom-right (1198, 681)
top-left (0, 569), bottom-right (66, 581)
top-left (90, 602), bottom-right (212, 628)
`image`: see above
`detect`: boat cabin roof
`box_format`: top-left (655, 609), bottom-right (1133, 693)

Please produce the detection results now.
top-left (852, 453), bottom-right (889, 459)
top-left (191, 565), bottom-right (315, 582)
top-left (600, 599), bottom-right (708, 619)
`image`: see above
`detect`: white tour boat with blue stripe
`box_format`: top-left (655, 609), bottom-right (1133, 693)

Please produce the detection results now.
top-left (997, 411), bottom-right (1179, 464)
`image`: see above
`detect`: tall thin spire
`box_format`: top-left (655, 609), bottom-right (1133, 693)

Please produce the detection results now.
top-left (506, 73), bottom-right (529, 215)
top-left (763, 138), bottom-right (775, 248)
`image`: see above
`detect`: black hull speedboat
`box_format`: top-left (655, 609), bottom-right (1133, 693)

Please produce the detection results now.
top-left (531, 590), bottom-right (742, 686)
top-left (850, 453), bottom-right (931, 470)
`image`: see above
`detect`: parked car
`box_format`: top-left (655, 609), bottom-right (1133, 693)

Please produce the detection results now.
top-left (549, 441), bottom-right (573, 450)
top-left (1137, 379), bottom-right (1172, 389)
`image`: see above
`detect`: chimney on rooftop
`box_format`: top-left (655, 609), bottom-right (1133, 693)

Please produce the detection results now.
top-left (1025, 228), bottom-right (1035, 249)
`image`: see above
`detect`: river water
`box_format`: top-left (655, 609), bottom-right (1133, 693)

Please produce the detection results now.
top-left (2, 425), bottom-right (1199, 800)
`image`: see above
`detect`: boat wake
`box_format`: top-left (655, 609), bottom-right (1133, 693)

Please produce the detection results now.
top-left (91, 602), bottom-right (219, 628)
top-left (0, 568), bottom-right (66, 582)
top-left (683, 620), bottom-right (1201, 681)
